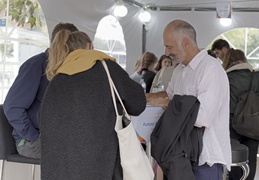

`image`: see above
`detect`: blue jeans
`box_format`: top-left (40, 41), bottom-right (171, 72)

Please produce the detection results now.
top-left (194, 163), bottom-right (223, 180)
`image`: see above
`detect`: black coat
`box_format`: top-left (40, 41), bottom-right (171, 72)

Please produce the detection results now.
top-left (142, 69), bottom-right (156, 93)
top-left (226, 61), bottom-right (259, 180)
top-left (151, 95), bottom-right (202, 180)
top-left (38, 60), bottom-right (146, 180)
top-left (131, 69), bottom-right (156, 93)
top-left (227, 66), bottom-right (253, 114)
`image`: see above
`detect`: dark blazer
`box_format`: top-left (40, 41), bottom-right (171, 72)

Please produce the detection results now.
top-left (151, 95), bottom-right (202, 180)
top-left (38, 60), bottom-right (146, 180)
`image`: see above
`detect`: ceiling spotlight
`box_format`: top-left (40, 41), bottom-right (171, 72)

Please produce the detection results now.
top-left (220, 18), bottom-right (232, 26)
top-left (138, 8), bottom-right (151, 24)
top-left (113, 2), bottom-right (128, 17)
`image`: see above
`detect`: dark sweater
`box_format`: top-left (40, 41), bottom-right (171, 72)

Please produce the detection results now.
top-left (130, 69), bottom-right (156, 93)
top-left (38, 60), bottom-right (146, 180)
top-left (3, 50), bottom-right (49, 146)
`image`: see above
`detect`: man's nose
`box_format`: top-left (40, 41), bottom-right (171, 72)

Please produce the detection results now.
top-left (165, 48), bottom-right (170, 56)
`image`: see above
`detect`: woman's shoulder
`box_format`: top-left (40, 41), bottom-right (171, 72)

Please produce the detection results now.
top-left (226, 63), bottom-right (253, 73)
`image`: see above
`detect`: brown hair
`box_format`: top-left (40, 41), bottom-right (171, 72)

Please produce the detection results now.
top-left (222, 49), bottom-right (247, 70)
top-left (155, 55), bottom-right (172, 71)
top-left (211, 39), bottom-right (230, 51)
top-left (46, 30), bottom-right (92, 80)
top-left (135, 52), bottom-right (158, 72)
top-left (141, 52), bottom-right (157, 69)
top-left (50, 22), bottom-right (79, 43)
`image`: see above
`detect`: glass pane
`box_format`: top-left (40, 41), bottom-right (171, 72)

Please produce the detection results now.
top-left (0, 64), bottom-right (19, 87)
top-left (0, 88), bottom-right (10, 105)
top-left (207, 28), bottom-right (259, 69)
top-left (0, 41), bottom-right (15, 62)
top-left (93, 15), bottom-right (127, 69)
top-left (19, 42), bottom-right (47, 63)
top-left (0, 0), bottom-right (49, 103)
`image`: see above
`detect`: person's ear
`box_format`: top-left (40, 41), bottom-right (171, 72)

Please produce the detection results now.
top-left (182, 38), bottom-right (189, 48)
top-left (89, 43), bottom-right (93, 50)
top-left (222, 47), bottom-right (228, 54)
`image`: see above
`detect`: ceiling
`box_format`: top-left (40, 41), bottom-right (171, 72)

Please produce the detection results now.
top-left (38, 0), bottom-right (259, 74)
top-left (123, 0), bottom-right (259, 12)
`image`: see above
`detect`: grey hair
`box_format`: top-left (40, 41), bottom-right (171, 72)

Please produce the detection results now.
top-left (173, 21), bottom-right (197, 44)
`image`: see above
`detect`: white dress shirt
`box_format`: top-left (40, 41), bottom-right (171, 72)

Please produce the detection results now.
top-left (166, 49), bottom-right (231, 170)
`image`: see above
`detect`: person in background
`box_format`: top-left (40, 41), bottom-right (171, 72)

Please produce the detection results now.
top-left (154, 55), bottom-right (172, 72)
top-left (3, 22), bottom-right (79, 159)
top-left (211, 39), bottom-right (231, 60)
top-left (207, 49), bottom-right (217, 58)
top-left (151, 55), bottom-right (178, 93)
top-left (134, 55), bottom-right (142, 72)
top-left (147, 19), bottom-right (231, 179)
top-left (223, 49), bottom-right (258, 180)
top-left (150, 54), bottom-right (178, 179)
top-left (130, 51), bottom-right (157, 93)
top-left (38, 30), bottom-right (146, 180)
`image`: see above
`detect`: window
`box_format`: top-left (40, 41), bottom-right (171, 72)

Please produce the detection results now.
top-left (207, 28), bottom-right (259, 68)
top-left (0, 0), bottom-right (49, 103)
top-left (93, 15), bottom-right (127, 69)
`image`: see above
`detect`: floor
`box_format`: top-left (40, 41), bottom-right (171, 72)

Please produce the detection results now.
top-left (0, 156), bottom-right (259, 180)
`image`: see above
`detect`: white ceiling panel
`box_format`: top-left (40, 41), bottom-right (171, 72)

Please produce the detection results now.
top-left (123, 0), bottom-right (259, 10)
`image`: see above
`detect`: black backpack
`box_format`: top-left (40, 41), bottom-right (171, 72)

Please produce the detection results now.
top-left (232, 71), bottom-right (259, 140)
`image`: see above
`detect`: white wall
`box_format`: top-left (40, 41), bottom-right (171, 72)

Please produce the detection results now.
top-left (145, 11), bottom-right (259, 63)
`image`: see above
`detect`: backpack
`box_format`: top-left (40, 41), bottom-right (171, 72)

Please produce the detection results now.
top-left (232, 71), bottom-right (259, 140)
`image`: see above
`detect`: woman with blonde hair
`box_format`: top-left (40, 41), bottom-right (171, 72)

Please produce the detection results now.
top-left (224, 49), bottom-right (258, 180)
top-left (46, 30), bottom-right (93, 79)
top-left (39, 30), bottom-right (146, 180)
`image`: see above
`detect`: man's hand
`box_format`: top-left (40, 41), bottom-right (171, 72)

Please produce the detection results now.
top-left (146, 91), bottom-right (170, 109)
top-left (147, 96), bottom-right (170, 110)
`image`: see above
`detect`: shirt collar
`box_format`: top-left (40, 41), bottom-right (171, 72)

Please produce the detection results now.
top-left (187, 49), bottom-right (206, 70)
top-left (172, 59), bottom-right (179, 67)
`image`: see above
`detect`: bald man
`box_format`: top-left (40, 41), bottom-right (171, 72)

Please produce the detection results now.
top-left (148, 20), bottom-right (231, 180)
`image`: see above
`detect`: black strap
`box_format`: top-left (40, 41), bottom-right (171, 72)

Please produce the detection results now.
top-left (250, 70), bottom-right (257, 92)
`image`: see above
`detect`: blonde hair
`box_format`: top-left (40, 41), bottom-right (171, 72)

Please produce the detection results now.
top-left (46, 30), bottom-right (92, 80)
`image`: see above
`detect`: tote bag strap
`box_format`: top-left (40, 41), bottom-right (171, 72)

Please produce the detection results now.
top-left (101, 61), bottom-right (130, 118)
top-left (103, 62), bottom-right (119, 116)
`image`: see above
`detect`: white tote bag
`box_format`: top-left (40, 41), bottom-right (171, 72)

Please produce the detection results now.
top-left (102, 61), bottom-right (154, 180)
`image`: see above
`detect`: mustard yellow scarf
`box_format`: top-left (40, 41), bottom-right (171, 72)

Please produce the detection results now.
top-left (56, 49), bottom-right (116, 75)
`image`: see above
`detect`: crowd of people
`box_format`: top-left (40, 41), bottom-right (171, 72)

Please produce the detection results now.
top-left (2, 19), bottom-right (258, 180)
top-left (210, 39), bottom-right (259, 180)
